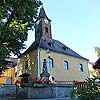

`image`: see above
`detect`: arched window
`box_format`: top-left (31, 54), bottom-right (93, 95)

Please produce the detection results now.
top-left (63, 60), bottom-right (69, 70)
top-left (45, 27), bottom-right (48, 33)
top-left (78, 64), bottom-right (84, 72)
top-left (37, 28), bottom-right (39, 33)
top-left (46, 56), bottom-right (53, 68)
top-left (24, 60), bottom-right (28, 70)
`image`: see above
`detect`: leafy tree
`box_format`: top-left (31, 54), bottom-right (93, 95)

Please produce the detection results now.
top-left (90, 69), bottom-right (100, 78)
top-left (95, 46), bottom-right (100, 57)
top-left (0, 0), bottom-right (41, 72)
top-left (93, 46), bottom-right (100, 77)
top-left (70, 77), bottom-right (100, 100)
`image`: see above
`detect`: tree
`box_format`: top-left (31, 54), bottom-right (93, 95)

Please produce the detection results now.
top-left (90, 69), bottom-right (100, 78)
top-left (70, 77), bottom-right (100, 100)
top-left (93, 46), bottom-right (100, 77)
top-left (0, 0), bottom-right (41, 71)
top-left (95, 46), bottom-right (100, 57)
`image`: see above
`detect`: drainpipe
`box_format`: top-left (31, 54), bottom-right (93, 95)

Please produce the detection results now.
top-left (37, 48), bottom-right (41, 79)
top-left (87, 61), bottom-right (90, 78)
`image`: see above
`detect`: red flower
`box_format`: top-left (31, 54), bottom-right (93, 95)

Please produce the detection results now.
top-left (33, 77), bottom-right (45, 83)
top-left (16, 80), bottom-right (21, 83)
top-left (36, 78), bottom-right (45, 83)
top-left (73, 80), bottom-right (78, 84)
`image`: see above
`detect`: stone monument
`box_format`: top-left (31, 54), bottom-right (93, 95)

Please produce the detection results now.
top-left (41, 59), bottom-right (50, 84)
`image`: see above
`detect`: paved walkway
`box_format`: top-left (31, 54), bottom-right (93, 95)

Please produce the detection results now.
top-left (0, 97), bottom-right (79, 100)
top-left (0, 98), bottom-right (70, 100)
top-left (28, 97), bottom-right (71, 100)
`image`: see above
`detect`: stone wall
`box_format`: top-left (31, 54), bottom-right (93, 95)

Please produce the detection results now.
top-left (0, 85), bottom-right (16, 97)
top-left (16, 83), bottom-right (73, 99)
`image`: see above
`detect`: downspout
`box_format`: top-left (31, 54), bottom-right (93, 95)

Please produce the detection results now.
top-left (37, 48), bottom-right (41, 79)
top-left (87, 60), bottom-right (90, 78)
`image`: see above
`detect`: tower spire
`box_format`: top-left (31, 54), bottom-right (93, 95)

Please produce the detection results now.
top-left (38, 5), bottom-right (49, 20)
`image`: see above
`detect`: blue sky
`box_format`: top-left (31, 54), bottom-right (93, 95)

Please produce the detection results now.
top-left (25, 0), bottom-right (100, 62)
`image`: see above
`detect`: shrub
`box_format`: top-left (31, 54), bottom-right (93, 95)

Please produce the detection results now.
top-left (70, 77), bottom-right (100, 100)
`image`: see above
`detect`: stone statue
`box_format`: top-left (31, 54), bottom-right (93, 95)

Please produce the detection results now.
top-left (41, 59), bottom-right (50, 83)
top-left (43, 59), bottom-right (48, 73)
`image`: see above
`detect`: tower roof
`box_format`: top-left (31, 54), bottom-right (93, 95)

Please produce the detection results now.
top-left (38, 5), bottom-right (50, 20)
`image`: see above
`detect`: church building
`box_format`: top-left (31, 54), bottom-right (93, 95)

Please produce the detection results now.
top-left (17, 6), bottom-right (89, 82)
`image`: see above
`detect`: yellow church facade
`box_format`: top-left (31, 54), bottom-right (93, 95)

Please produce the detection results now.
top-left (18, 47), bottom-right (89, 82)
top-left (40, 49), bottom-right (89, 81)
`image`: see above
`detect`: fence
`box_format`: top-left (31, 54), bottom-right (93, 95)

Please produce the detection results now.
top-left (55, 81), bottom-right (73, 84)
top-left (74, 81), bottom-right (100, 94)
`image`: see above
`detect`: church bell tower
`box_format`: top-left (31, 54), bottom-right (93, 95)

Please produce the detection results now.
top-left (35, 6), bottom-right (52, 40)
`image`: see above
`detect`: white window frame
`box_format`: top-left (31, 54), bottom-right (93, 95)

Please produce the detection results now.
top-left (78, 63), bottom-right (84, 72)
top-left (46, 56), bottom-right (53, 68)
top-left (63, 60), bottom-right (69, 70)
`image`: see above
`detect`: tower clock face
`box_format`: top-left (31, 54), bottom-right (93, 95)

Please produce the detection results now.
top-left (44, 19), bottom-right (48, 24)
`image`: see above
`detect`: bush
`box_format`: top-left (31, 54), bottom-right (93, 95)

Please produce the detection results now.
top-left (70, 77), bottom-right (100, 100)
